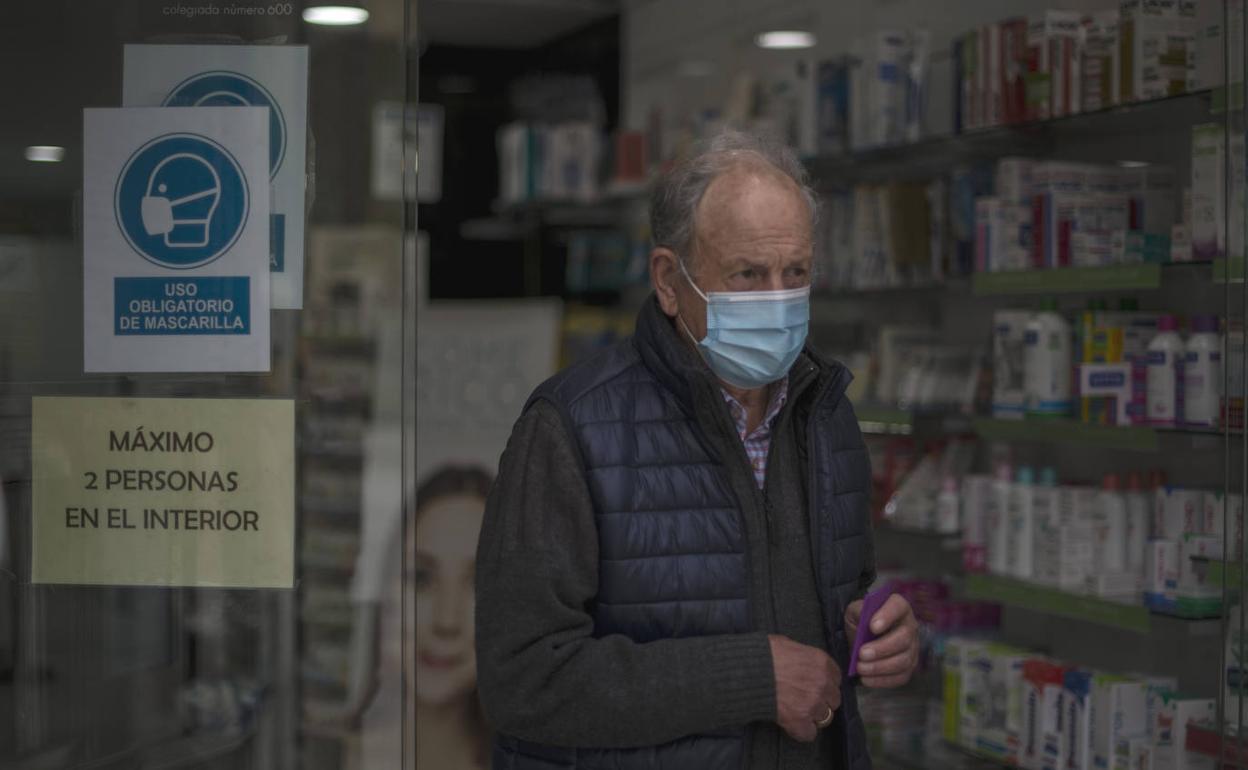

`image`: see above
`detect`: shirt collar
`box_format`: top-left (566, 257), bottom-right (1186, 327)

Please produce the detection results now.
top-left (720, 377), bottom-right (789, 438)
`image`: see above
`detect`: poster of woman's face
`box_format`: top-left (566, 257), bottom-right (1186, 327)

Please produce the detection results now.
top-left (410, 466), bottom-right (492, 768)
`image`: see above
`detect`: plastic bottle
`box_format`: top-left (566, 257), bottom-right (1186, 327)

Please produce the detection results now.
top-left (1008, 466), bottom-right (1036, 580)
top-left (1184, 315), bottom-right (1222, 428)
top-left (1124, 471), bottom-right (1151, 575)
top-left (1024, 299), bottom-right (1074, 418)
top-left (1146, 315), bottom-right (1184, 427)
top-left (1095, 474), bottom-right (1128, 573)
top-left (988, 462), bottom-right (1013, 575)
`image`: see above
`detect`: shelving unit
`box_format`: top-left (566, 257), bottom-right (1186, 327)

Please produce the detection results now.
top-left (963, 574), bottom-right (1151, 632)
top-left (805, 89), bottom-right (1213, 183)
top-left (971, 263), bottom-right (1164, 296)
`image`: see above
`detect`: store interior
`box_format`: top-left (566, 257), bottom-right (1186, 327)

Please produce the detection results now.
top-left (418, 0), bottom-right (1248, 769)
top-left (2, 0), bottom-right (1248, 768)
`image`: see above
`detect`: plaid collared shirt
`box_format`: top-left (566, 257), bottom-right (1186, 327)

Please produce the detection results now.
top-left (720, 378), bottom-right (789, 489)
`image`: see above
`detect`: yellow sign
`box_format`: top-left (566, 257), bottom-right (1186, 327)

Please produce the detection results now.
top-left (32, 396), bottom-right (294, 588)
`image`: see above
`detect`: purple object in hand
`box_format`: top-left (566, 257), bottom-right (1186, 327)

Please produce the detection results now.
top-left (847, 588), bottom-right (893, 678)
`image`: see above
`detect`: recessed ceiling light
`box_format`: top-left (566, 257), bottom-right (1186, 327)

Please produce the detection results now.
top-left (1118, 160), bottom-right (1150, 168)
top-left (755, 30), bottom-right (816, 50)
top-left (25, 146), bottom-right (65, 163)
top-left (302, 5), bottom-right (369, 26)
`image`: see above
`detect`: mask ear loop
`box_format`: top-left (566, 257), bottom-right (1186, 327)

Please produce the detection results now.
top-left (674, 256), bottom-right (709, 345)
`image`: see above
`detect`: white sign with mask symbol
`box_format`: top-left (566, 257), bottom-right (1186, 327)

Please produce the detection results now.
top-left (122, 45), bottom-right (310, 310)
top-left (83, 106), bottom-right (271, 373)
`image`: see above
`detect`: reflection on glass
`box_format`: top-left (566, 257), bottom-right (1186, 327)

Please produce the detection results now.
top-left (410, 466), bottom-right (492, 768)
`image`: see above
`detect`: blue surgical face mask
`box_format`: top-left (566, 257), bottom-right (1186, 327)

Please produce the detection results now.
top-left (676, 259), bottom-right (811, 390)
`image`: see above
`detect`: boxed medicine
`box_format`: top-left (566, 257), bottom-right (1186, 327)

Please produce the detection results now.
top-left (966, 644), bottom-right (1029, 763)
top-left (1022, 659), bottom-right (1069, 770)
top-left (1090, 676), bottom-right (1148, 770)
top-left (1146, 539), bottom-right (1180, 599)
top-left (1150, 691), bottom-right (1215, 770)
top-left (994, 311), bottom-right (1031, 418)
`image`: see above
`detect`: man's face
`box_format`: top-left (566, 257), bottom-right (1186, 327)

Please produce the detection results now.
top-left (653, 165), bottom-right (814, 344)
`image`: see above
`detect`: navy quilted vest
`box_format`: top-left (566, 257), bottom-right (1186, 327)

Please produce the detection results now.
top-left (493, 300), bottom-right (873, 770)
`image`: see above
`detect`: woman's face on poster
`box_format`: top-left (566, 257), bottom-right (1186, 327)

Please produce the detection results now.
top-left (413, 493), bottom-right (485, 705)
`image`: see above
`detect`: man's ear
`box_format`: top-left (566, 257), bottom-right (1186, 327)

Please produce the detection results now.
top-left (650, 247), bottom-right (681, 318)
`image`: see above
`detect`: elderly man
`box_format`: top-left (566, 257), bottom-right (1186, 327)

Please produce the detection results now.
top-left (475, 129), bottom-right (919, 770)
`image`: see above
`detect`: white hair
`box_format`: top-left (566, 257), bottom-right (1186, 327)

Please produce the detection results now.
top-left (649, 127), bottom-right (818, 263)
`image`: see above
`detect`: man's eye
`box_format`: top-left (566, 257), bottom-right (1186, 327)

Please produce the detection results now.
top-left (737, 269), bottom-right (757, 280)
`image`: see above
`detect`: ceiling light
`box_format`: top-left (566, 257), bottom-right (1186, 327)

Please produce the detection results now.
top-left (302, 5), bottom-right (369, 26)
top-left (1118, 160), bottom-right (1150, 168)
top-left (755, 30), bottom-right (816, 50)
top-left (25, 146), bottom-right (64, 163)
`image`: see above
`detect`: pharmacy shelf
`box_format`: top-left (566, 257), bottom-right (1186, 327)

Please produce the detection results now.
top-left (1214, 257), bottom-right (1245, 284)
top-left (972, 417), bottom-right (1160, 451)
top-left (857, 406), bottom-right (976, 437)
top-left (880, 744), bottom-right (1002, 770)
top-left (971, 263), bottom-right (1163, 296)
top-left (857, 406), bottom-right (914, 435)
top-left (806, 90), bottom-right (1212, 183)
top-left (963, 574), bottom-right (1152, 633)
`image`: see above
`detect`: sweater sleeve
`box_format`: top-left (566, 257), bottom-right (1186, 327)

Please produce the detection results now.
top-left (474, 400), bottom-right (777, 748)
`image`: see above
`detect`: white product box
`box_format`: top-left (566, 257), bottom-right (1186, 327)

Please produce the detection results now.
top-left (1133, 740), bottom-right (1156, 770)
top-left (1178, 533), bottom-right (1222, 597)
top-left (1049, 12), bottom-right (1085, 118)
top-left (1115, 735), bottom-right (1151, 770)
top-left (1026, 12), bottom-right (1083, 121)
top-left (1120, 8), bottom-right (1195, 102)
top-left (1120, 0), bottom-right (1183, 17)
top-left (1083, 11), bottom-right (1122, 111)
top-left (1191, 123), bottom-right (1224, 260)
top-left (1150, 693), bottom-right (1215, 770)
top-left (1146, 539), bottom-right (1180, 598)
top-left (1202, 491), bottom-right (1243, 555)
top-left (1155, 487), bottom-right (1203, 539)
top-left (1117, 165), bottom-right (1178, 234)
top-left (1065, 670), bottom-right (1097, 770)
top-left (1023, 659), bottom-right (1068, 770)
top-left (997, 158), bottom-right (1037, 206)
top-left (1170, 224), bottom-right (1192, 262)
top-left (1035, 519), bottom-right (1095, 590)
top-left (977, 197), bottom-right (1023, 272)
top-left (945, 636), bottom-right (986, 746)
top-left (965, 644), bottom-right (1029, 763)
top-left (871, 30), bottom-right (910, 146)
top-left (1078, 363), bottom-right (1134, 425)
top-left (1142, 678), bottom-right (1181, 742)
top-left (1031, 162), bottom-right (1103, 267)
top-left (1088, 570), bottom-right (1143, 599)
top-left (1091, 677), bottom-right (1148, 770)
top-left (994, 311), bottom-right (1032, 418)
top-left (1187, 0), bottom-right (1236, 92)
top-left (962, 474), bottom-right (993, 572)
top-left (1010, 483), bottom-right (1051, 580)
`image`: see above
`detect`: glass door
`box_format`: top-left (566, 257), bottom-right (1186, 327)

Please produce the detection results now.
top-left (0, 1), bottom-right (416, 768)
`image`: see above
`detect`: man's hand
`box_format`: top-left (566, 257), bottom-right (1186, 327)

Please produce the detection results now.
top-left (769, 634), bottom-right (842, 743)
top-left (844, 594), bottom-right (920, 689)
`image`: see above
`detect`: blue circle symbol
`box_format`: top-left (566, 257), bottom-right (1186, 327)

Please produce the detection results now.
top-left (115, 133), bottom-right (249, 269)
top-left (163, 71), bottom-right (286, 178)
